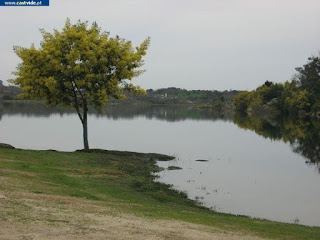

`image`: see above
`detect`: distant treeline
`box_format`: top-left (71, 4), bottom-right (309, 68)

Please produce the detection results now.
top-left (233, 55), bottom-right (320, 117)
top-left (1, 81), bottom-right (241, 107)
top-left (0, 81), bottom-right (22, 100)
top-left (121, 87), bottom-right (241, 108)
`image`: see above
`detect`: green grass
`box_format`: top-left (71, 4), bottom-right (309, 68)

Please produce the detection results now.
top-left (0, 145), bottom-right (319, 239)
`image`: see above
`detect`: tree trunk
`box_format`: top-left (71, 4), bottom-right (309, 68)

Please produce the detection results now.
top-left (82, 109), bottom-right (89, 151)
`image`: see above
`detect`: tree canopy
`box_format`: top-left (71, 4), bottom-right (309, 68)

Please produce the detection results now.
top-left (10, 19), bottom-right (150, 150)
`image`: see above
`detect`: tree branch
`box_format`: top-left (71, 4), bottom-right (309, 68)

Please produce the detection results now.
top-left (70, 80), bottom-right (83, 122)
top-left (73, 80), bottom-right (85, 104)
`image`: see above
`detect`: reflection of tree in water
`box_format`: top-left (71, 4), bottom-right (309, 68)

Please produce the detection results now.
top-left (1, 101), bottom-right (233, 122)
top-left (233, 113), bottom-right (320, 173)
top-left (0, 103), bottom-right (2, 121)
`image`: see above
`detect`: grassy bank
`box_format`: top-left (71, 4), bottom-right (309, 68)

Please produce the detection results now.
top-left (0, 145), bottom-right (319, 239)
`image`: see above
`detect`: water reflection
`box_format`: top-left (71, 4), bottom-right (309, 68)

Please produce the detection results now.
top-left (1, 102), bottom-right (320, 172)
top-left (0, 103), bottom-right (2, 121)
top-left (0, 101), bottom-right (232, 122)
top-left (233, 113), bottom-right (320, 173)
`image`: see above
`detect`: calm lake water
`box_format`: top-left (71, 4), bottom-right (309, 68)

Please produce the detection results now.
top-left (1, 102), bottom-right (319, 226)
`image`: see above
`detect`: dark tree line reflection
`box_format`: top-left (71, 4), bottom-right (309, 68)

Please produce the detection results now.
top-left (0, 102), bottom-right (232, 122)
top-left (233, 113), bottom-right (320, 173)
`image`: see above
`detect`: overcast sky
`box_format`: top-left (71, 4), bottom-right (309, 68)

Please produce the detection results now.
top-left (0, 0), bottom-right (319, 90)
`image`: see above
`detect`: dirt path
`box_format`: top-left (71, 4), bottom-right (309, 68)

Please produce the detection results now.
top-left (0, 191), bottom-right (264, 240)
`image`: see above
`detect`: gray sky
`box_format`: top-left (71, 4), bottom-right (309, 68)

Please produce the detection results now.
top-left (0, 0), bottom-right (319, 90)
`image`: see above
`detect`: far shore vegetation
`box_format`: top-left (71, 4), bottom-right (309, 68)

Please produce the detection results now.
top-left (1, 144), bottom-right (320, 239)
top-left (0, 83), bottom-right (239, 108)
top-left (233, 55), bottom-right (320, 118)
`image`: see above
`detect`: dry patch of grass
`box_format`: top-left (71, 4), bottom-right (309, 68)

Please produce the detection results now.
top-left (0, 190), bottom-right (263, 240)
top-left (0, 169), bottom-right (36, 177)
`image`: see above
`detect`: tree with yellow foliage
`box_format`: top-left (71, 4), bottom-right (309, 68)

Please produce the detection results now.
top-left (10, 19), bottom-right (150, 151)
